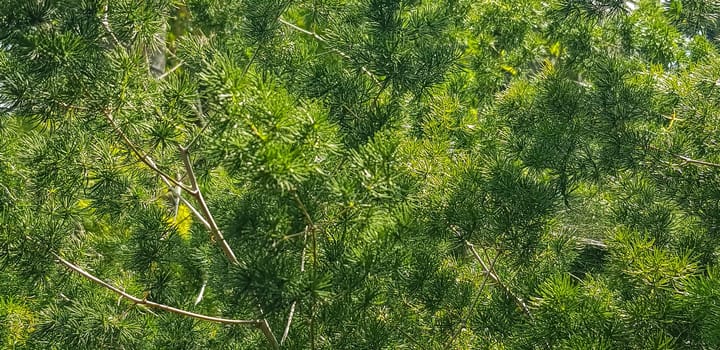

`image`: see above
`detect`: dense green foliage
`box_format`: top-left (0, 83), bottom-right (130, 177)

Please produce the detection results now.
top-left (2, 0), bottom-right (720, 348)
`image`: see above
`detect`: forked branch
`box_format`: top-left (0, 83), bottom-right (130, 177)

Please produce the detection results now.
top-left (103, 110), bottom-right (193, 193)
top-left (674, 154), bottom-right (720, 168)
top-left (179, 146), bottom-right (239, 264)
top-left (103, 109), bottom-right (239, 265)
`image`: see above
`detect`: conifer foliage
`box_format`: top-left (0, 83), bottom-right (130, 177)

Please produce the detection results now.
top-left (1, 0), bottom-right (720, 348)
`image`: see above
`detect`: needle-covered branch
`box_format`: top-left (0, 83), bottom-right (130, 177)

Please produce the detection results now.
top-left (53, 253), bottom-right (279, 349)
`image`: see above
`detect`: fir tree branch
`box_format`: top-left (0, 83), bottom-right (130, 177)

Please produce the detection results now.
top-left (178, 145), bottom-right (240, 265)
top-left (278, 18), bottom-right (382, 87)
top-left (53, 253), bottom-right (280, 349)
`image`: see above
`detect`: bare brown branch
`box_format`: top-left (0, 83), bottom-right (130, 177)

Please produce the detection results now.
top-left (178, 146), bottom-right (240, 265)
top-left (53, 253), bottom-right (279, 349)
top-left (675, 154), bottom-right (720, 168)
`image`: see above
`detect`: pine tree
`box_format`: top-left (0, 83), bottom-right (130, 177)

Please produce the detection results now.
top-left (1, 0), bottom-right (720, 349)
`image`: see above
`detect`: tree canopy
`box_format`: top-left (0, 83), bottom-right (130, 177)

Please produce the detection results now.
top-left (1, 0), bottom-right (720, 349)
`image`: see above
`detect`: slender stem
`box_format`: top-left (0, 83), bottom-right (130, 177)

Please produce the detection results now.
top-left (194, 279), bottom-right (208, 306)
top-left (290, 192), bottom-right (317, 349)
top-left (179, 196), bottom-right (211, 230)
top-left (278, 18), bottom-right (382, 87)
top-left (105, 109), bottom-right (239, 265)
top-left (466, 241), bottom-right (532, 318)
top-left (444, 250), bottom-right (499, 348)
top-left (674, 154), bottom-right (720, 168)
top-left (53, 253), bottom-right (279, 349)
top-left (292, 192), bottom-right (314, 229)
top-left (450, 226), bottom-right (531, 318)
top-left (0, 183), bottom-right (16, 202)
top-left (158, 62), bottom-right (183, 80)
top-left (281, 302), bottom-right (297, 345)
top-left (185, 122), bottom-right (210, 151)
top-left (101, 0), bottom-right (121, 47)
top-left (154, 170), bottom-right (211, 230)
top-left (397, 327), bottom-right (430, 350)
top-left (179, 146), bottom-right (239, 265)
top-left (103, 110), bottom-right (193, 193)
top-left (280, 226), bottom-right (309, 345)
top-left (259, 319), bottom-right (280, 350)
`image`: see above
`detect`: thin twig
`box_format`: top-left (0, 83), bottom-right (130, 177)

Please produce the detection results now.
top-left (292, 192), bottom-right (315, 229)
top-left (466, 242), bottom-right (532, 318)
top-left (280, 226), bottom-right (309, 345)
top-left (281, 301), bottom-right (297, 345)
top-left (53, 253), bottom-right (279, 349)
top-left (101, 0), bottom-right (121, 47)
top-left (105, 109), bottom-right (239, 265)
top-left (0, 183), bottom-right (16, 202)
top-left (184, 122), bottom-right (210, 151)
top-left (444, 250), bottom-right (500, 348)
top-left (397, 327), bottom-right (430, 350)
top-left (178, 146), bottom-right (239, 265)
top-left (278, 18), bottom-right (382, 87)
top-left (154, 172), bottom-right (211, 230)
top-left (290, 192), bottom-right (318, 349)
top-left (179, 196), bottom-right (211, 230)
top-left (194, 279), bottom-right (207, 306)
top-left (450, 226), bottom-right (532, 318)
top-left (158, 62), bottom-right (183, 80)
top-left (674, 154), bottom-right (720, 168)
top-left (103, 110), bottom-right (193, 193)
